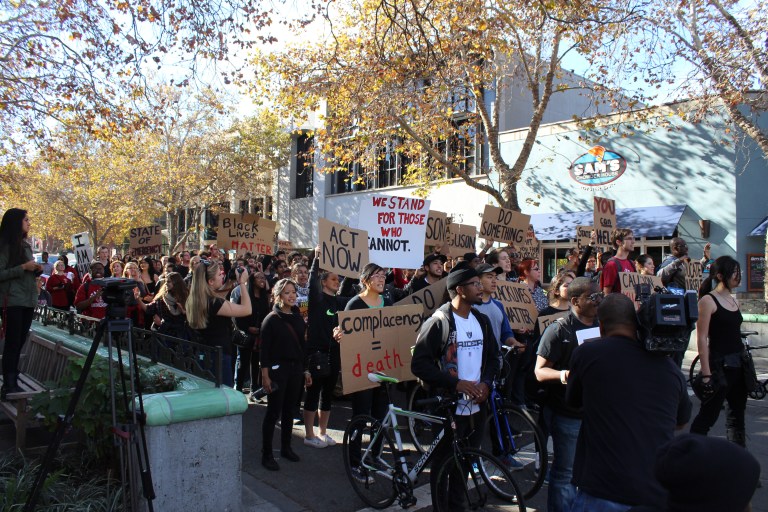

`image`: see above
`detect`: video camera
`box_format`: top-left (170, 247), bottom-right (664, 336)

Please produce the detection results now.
top-left (635, 283), bottom-right (698, 352)
top-left (91, 277), bottom-right (139, 318)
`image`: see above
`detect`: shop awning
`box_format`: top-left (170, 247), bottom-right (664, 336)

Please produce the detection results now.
top-left (530, 205), bottom-right (687, 241)
top-left (749, 216), bottom-right (768, 237)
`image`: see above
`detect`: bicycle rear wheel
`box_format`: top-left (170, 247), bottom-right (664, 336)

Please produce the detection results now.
top-left (689, 355), bottom-right (701, 383)
top-left (481, 406), bottom-right (547, 500)
top-left (432, 447), bottom-right (525, 512)
top-left (407, 384), bottom-right (439, 453)
top-left (342, 415), bottom-right (397, 509)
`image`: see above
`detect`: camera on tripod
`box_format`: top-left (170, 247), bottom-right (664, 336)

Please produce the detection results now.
top-left (91, 277), bottom-right (139, 318)
top-left (635, 283), bottom-right (698, 352)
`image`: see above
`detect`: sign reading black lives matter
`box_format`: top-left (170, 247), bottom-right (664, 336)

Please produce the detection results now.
top-left (338, 304), bottom-right (424, 394)
top-left (492, 281), bottom-right (539, 330)
top-left (318, 218), bottom-right (369, 279)
top-left (70, 232), bottom-right (93, 279)
top-left (593, 196), bottom-right (616, 248)
top-left (479, 205), bottom-right (530, 245)
top-left (129, 225), bottom-right (162, 257)
top-left (357, 194), bottom-right (431, 268)
top-left (217, 213), bottom-right (277, 256)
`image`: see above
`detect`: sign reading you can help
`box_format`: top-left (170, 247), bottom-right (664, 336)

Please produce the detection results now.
top-left (357, 195), bottom-right (431, 268)
top-left (338, 304), bottom-right (424, 394)
top-left (318, 218), bottom-right (369, 279)
top-left (129, 225), bottom-right (162, 257)
top-left (71, 232), bottom-right (92, 279)
top-left (593, 196), bottom-right (616, 248)
top-left (479, 205), bottom-right (530, 245)
top-left (217, 213), bottom-right (277, 256)
top-left (492, 281), bottom-right (539, 330)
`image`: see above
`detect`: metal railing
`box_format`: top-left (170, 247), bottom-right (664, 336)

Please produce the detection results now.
top-left (32, 305), bottom-right (223, 387)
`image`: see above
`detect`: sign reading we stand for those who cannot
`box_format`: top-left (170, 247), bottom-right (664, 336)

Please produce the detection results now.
top-left (317, 218), bottom-right (369, 279)
top-left (338, 304), bottom-right (424, 394)
top-left (217, 213), bottom-right (277, 256)
top-left (129, 225), bottom-right (162, 258)
top-left (492, 281), bottom-right (539, 330)
top-left (357, 195), bottom-right (431, 269)
top-left (71, 232), bottom-right (93, 279)
top-left (593, 196), bottom-right (616, 248)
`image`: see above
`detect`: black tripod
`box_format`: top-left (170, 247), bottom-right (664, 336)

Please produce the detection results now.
top-left (24, 305), bottom-right (155, 511)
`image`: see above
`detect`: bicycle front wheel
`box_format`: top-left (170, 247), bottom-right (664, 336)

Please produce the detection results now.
top-left (481, 406), bottom-right (547, 500)
top-left (342, 414), bottom-right (398, 509)
top-left (432, 447), bottom-right (525, 512)
top-left (689, 355), bottom-right (701, 383)
top-left (407, 384), bottom-right (439, 453)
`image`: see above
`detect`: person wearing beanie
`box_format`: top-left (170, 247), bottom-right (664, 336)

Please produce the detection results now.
top-left (628, 433), bottom-right (760, 512)
top-left (411, 262), bottom-right (500, 511)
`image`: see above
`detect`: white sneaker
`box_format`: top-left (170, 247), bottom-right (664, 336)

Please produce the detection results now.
top-left (304, 436), bottom-right (328, 449)
top-left (320, 434), bottom-right (337, 446)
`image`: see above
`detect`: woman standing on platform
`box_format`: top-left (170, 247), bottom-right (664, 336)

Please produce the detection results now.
top-left (0, 209), bottom-right (42, 401)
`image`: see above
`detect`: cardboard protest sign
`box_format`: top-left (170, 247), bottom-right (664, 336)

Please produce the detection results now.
top-left (479, 205), bottom-right (530, 245)
top-left (576, 226), bottom-right (593, 251)
top-left (537, 310), bottom-right (568, 334)
top-left (425, 210), bottom-right (448, 248)
top-left (593, 196), bottom-right (616, 248)
top-left (395, 278), bottom-right (448, 323)
top-left (70, 232), bottom-right (92, 279)
top-left (129, 225), bottom-right (162, 257)
top-left (217, 213), bottom-right (276, 256)
top-left (446, 223), bottom-right (477, 258)
top-left (357, 195), bottom-right (431, 268)
top-left (684, 261), bottom-right (704, 292)
top-left (339, 304), bottom-right (424, 394)
top-left (318, 218), bottom-right (369, 279)
top-left (619, 272), bottom-right (664, 301)
top-left (518, 225), bottom-right (540, 261)
top-left (492, 281), bottom-right (539, 330)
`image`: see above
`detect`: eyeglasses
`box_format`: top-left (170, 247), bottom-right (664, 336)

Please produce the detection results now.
top-left (369, 273), bottom-right (387, 280)
top-left (587, 292), bottom-right (605, 303)
top-left (460, 280), bottom-right (483, 288)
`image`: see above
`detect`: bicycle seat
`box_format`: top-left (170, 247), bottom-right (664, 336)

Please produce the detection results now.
top-left (741, 331), bottom-right (759, 338)
top-left (368, 372), bottom-right (399, 384)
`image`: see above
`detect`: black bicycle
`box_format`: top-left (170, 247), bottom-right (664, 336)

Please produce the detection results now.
top-left (689, 330), bottom-right (768, 400)
top-left (344, 372), bottom-right (525, 512)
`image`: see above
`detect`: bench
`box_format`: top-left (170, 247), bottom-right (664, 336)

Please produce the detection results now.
top-left (0, 334), bottom-right (80, 450)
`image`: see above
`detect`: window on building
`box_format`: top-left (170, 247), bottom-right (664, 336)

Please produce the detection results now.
top-left (295, 133), bottom-right (314, 199)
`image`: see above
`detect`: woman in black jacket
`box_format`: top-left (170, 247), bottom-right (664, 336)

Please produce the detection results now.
top-left (260, 278), bottom-right (310, 471)
top-left (231, 271), bottom-right (270, 393)
top-left (302, 249), bottom-right (350, 448)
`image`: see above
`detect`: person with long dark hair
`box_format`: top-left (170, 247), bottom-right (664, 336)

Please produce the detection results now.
top-left (0, 209), bottom-right (42, 401)
top-left (260, 278), bottom-right (309, 471)
top-left (690, 256), bottom-right (749, 448)
top-left (231, 271), bottom-right (270, 393)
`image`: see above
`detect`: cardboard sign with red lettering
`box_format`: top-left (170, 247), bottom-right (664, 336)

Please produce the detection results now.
top-left (338, 304), bottom-right (424, 394)
top-left (357, 194), bottom-right (431, 268)
top-left (129, 225), bottom-right (162, 257)
top-left (395, 278), bottom-right (448, 323)
top-left (425, 210), bottom-right (448, 248)
top-left (217, 213), bottom-right (276, 256)
top-left (537, 310), bottom-right (569, 334)
top-left (619, 272), bottom-right (663, 302)
top-left (593, 197), bottom-right (616, 248)
top-left (446, 223), bottom-right (478, 258)
top-left (492, 281), bottom-right (539, 330)
top-left (318, 218), bottom-right (369, 279)
top-left (479, 205), bottom-right (530, 245)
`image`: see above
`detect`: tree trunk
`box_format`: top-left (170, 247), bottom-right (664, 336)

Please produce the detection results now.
top-left (166, 210), bottom-right (177, 255)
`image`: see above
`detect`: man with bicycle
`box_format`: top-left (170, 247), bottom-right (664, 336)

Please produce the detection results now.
top-left (412, 262), bottom-right (500, 510)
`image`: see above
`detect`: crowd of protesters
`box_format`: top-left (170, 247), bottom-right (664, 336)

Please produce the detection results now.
top-left (1, 207), bottom-right (760, 510)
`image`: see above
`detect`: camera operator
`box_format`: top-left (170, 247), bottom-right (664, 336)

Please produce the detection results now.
top-left (566, 293), bottom-right (691, 511)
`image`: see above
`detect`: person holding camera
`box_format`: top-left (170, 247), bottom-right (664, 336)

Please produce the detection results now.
top-left (186, 259), bottom-right (251, 388)
top-left (0, 208), bottom-right (43, 401)
top-left (689, 256), bottom-right (749, 447)
top-left (566, 293), bottom-right (692, 511)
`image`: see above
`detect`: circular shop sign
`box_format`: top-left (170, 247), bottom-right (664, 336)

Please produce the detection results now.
top-left (569, 146), bottom-right (627, 186)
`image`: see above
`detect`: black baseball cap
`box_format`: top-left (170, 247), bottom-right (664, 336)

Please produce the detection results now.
top-left (423, 253), bottom-right (448, 266)
top-left (475, 263), bottom-right (503, 276)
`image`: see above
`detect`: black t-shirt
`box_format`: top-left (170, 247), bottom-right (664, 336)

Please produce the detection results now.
top-left (536, 311), bottom-right (597, 417)
top-left (566, 336), bottom-right (692, 507)
top-left (199, 297), bottom-right (233, 355)
top-left (345, 294), bottom-right (393, 310)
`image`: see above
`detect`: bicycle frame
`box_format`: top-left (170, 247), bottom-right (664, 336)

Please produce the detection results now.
top-left (487, 381), bottom-right (518, 454)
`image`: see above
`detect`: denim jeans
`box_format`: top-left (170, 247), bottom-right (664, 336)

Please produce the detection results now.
top-left (543, 406), bottom-right (581, 512)
top-left (570, 490), bottom-right (631, 512)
